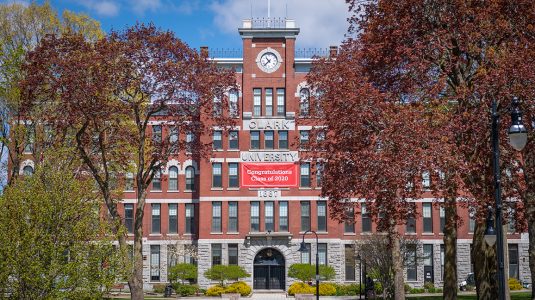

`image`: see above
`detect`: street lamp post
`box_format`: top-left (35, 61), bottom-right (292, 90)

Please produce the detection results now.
top-left (298, 230), bottom-right (320, 300)
top-left (484, 97), bottom-right (527, 300)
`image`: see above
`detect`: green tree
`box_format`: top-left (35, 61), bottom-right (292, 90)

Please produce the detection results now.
top-left (0, 151), bottom-right (119, 299)
top-left (0, 1), bottom-right (104, 186)
top-left (204, 265), bottom-right (249, 287)
top-left (288, 264), bottom-right (336, 282)
top-left (168, 263), bottom-right (197, 284)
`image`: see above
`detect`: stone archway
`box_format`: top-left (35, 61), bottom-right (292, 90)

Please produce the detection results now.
top-left (253, 248), bottom-right (286, 290)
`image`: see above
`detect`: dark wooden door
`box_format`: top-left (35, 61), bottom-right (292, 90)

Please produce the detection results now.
top-left (253, 248), bottom-right (286, 290)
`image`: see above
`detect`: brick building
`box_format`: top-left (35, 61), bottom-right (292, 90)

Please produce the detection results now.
top-left (90, 18), bottom-right (531, 291)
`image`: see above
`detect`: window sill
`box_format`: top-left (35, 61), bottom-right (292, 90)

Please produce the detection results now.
top-left (299, 187), bottom-right (312, 190)
top-left (151, 190), bottom-right (162, 192)
top-left (226, 232), bottom-right (240, 235)
top-left (167, 190), bottom-right (180, 193)
top-left (184, 190), bottom-right (195, 193)
top-left (211, 188), bottom-right (224, 191)
top-left (421, 233), bottom-right (435, 236)
top-left (344, 233), bottom-right (357, 236)
top-left (124, 190), bottom-right (134, 193)
top-left (317, 231), bottom-right (328, 235)
top-left (227, 187), bottom-right (240, 191)
top-left (210, 232), bottom-right (223, 235)
top-left (167, 233), bottom-right (179, 236)
top-left (228, 149), bottom-right (240, 152)
top-left (149, 234), bottom-right (162, 236)
top-left (405, 232), bottom-right (417, 235)
top-left (360, 232), bottom-right (373, 235)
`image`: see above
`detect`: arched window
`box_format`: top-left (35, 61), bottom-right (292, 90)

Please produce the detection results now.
top-left (229, 89), bottom-right (239, 118)
top-left (185, 166), bottom-right (195, 191)
top-left (168, 166), bottom-right (178, 191)
top-left (22, 165), bottom-right (34, 176)
top-left (299, 88), bottom-right (310, 117)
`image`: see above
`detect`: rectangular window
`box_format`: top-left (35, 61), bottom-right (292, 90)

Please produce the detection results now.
top-left (265, 201), bottom-right (274, 231)
top-left (213, 131), bottom-right (222, 150)
top-left (125, 204), bottom-right (133, 234)
top-left (345, 244), bottom-right (356, 281)
top-left (440, 206), bottom-right (445, 233)
top-left (253, 88), bottom-right (261, 116)
top-left (228, 163), bottom-right (239, 188)
top-left (301, 201), bottom-right (311, 232)
top-left (152, 125), bottom-right (162, 143)
top-left (422, 171), bottom-right (431, 190)
top-left (212, 163), bottom-right (222, 188)
top-left (152, 170), bottom-right (161, 191)
top-left (185, 204), bottom-right (195, 234)
top-left (317, 201), bottom-right (327, 232)
top-left (265, 88), bottom-right (273, 116)
top-left (318, 243), bottom-right (328, 265)
top-left (228, 244), bottom-right (239, 265)
top-left (250, 131), bottom-right (260, 150)
top-left (300, 163), bottom-right (310, 187)
top-left (423, 244), bottom-right (434, 283)
top-left (362, 204), bottom-right (371, 233)
top-left (229, 89), bottom-right (239, 117)
top-left (509, 244), bottom-right (519, 279)
top-left (407, 244), bottom-right (417, 281)
top-left (168, 204), bottom-right (178, 234)
top-left (316, 163), bottom-right (323, 186)
top-left (406, 204), bottom-right (416, 233)
top-left (169, 126), bottom-right (179, 153)
top-left (151, 204), bottom-right (160, 234)
top-left (150, 245), bottom-right (160, 281)
top-left (251, 201), bottom-right (260, 232)
top-left (300, 243), bottom-right (311, 264)
top-left (264, 131), bottom-right (274, 149)
top-left (229, 131), bottom-right (239, 150)
top-left (279, 201), bottom-right (288, 232)
top-left (300, 130), bottom-right (309, 150)
top-left (345, 206), bottom-right (355, 233)
top-left (278, 131), bottom-right (288, 149)
top-left (167, 245), bottom-right (178, 269)
top-left (211, 202), bottom-right (222, 232)
top-left (211, 244), bottom-right (222, 265)
top-left (125, 173), bottom-right (134, 191)
top-left (186, 131), bottom-right (194, 153)
top-left (423, 203), bottom-right (433, 233)
top-left (276, 88), bottom-right (285, 116)
top-left (469, 208), bottom-right (475, 233)
top-left (228, 202), bottom-right (238, 232)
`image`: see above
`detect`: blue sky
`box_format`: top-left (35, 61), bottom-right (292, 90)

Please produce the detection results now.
top-left (7, 0), bottom-right (351, 50)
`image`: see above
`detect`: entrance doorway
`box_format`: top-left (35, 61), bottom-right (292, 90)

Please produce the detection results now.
top-left (253, 248), bottom-right (285, 290)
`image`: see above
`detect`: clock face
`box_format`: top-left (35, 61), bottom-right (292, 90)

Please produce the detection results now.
top-left (256, 48), bottom-right (282, 73)
top-left (260, 52), bottom-right (278, 70)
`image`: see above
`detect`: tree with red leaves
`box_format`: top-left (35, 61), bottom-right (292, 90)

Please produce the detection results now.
top-left (22, 24), bottom-right (235, 299)
top-left (312, 1), bottom-right (535, 299)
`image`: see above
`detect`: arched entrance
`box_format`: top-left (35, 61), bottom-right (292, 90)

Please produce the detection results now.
top-left (253, 248), bottom-right (285, 290)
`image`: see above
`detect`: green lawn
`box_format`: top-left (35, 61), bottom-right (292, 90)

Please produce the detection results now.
top-left (408, 292), bottom-right (532, 300)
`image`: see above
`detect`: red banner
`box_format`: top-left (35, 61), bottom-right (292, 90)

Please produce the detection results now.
top-left (241, 163), bottom-right (298, 187)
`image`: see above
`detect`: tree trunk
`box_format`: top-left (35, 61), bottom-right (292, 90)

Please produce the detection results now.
top-left (129, 224), bottom-right (144, 300)
top-left (529, 217), bottom-right (535, 300)
top-left (473, 221), bottom-right (498, 299)
top-left (443, 199), bottom-right (457, 300)
top-left (390, 228), bottom-right (405, 300)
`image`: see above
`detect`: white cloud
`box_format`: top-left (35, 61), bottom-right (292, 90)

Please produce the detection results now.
top-left (130, 0), bottom-right (162, 15)
top-left (75, 0), bottom-right (120, 17)
top-left (209, 0), bottom-right (350, 48)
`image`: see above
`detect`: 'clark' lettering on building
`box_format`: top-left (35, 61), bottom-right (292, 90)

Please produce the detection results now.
top-left (244, 119), bottom-right (295, 131)
top-left (240, 151), bottom-right (299, 162)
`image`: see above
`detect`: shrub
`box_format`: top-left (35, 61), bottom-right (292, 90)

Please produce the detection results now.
top-left (204, 265), bottom-right (249, 286)
top-left (404, 283), bottom-right (412, 292)
top-left (173, 284), bottom-right (198, 297)
top-left (409, 287), bottom-right (426, 294)
top-left (509, 278), bottom-right (523, 290)
top-left (288, 282), bottom-right (315, 296)
top-left (168, 263), bottom-right (197, 284)
top-left (318, 283), bottom-right (337, 296)
top-left (374, 281), bottom-right (383, 294)
top-left (424, 282), bottom-right (435, 293)
top-left (287, 264), bottom-right (337, 282)
top-left (335, 283), bottom-right (361, 296)
top-left (435, 288), bottom-right (443, 293)
top-left (226, 281), bottom-right (252, 296)
top-left (152, 283), bottom-right (167, 293)
top-left (205, 285), bottom-right (226, 297)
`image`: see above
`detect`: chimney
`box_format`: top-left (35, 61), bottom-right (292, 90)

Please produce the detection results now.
top-left (200, 46), bottom-right (209, 57)
top-left (329, 46), bottom-right (338, 58)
